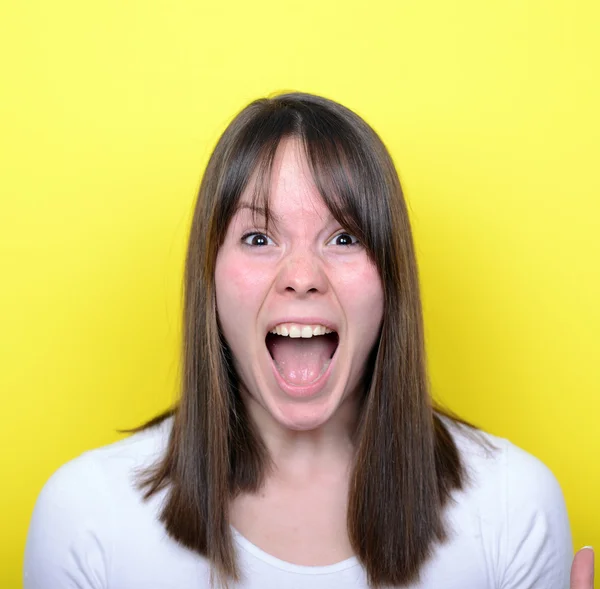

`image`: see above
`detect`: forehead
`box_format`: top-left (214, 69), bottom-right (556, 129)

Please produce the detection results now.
top-left (236, 137), bottom-right (334, 224)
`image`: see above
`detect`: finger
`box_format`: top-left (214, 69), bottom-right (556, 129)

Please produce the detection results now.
top-left (571, 547), bottom-right (594, 589)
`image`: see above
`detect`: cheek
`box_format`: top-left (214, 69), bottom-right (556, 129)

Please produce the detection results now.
top-left (215, 252), bottom-right (271, 325)
top-left (338, 262), bottom-right (384, 337)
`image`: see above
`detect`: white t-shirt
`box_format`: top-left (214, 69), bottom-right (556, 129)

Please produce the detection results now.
top-left (24, 417), bottom-right (573, 588)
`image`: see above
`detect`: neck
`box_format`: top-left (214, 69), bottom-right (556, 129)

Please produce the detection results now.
top-left (242, 390), bottom-right (360, 481)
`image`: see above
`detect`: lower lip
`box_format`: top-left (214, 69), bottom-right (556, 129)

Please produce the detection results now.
top-left (269, 347), bottom-right (338, 399)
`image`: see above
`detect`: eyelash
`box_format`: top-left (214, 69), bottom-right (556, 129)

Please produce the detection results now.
top-left (240, 231), bottom-right (360, 248)
top-left (329, 233), bottom-right (360, 247)
top-left (241, 232), bottom-right (274, 247)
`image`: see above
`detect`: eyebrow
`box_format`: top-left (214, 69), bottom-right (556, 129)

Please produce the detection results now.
top-left (235, 203), bottom-right (275, 217)
top-left (234, 203), bottom-right (342, 226)
top-left (233, 203), bottom-right (283, 225)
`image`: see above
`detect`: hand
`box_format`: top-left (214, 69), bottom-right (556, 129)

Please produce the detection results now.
top-left (571, 547), bottom-right (594, 588)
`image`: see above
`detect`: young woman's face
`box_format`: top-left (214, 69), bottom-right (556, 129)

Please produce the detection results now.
top-left (215, 138), bottom-right (384, 431)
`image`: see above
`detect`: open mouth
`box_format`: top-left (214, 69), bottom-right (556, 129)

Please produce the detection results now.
top-left (266, 325), bottom-right (339, 386)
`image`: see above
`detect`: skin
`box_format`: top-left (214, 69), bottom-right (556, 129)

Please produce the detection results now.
top-left (215, 136), bottom-right (384, 473)
top-left (214, 136), bottom-right (596, 580)
top-left (571, 547), bottom-right (594, 589)
top-left (215, 136), bottom-right (383, 564)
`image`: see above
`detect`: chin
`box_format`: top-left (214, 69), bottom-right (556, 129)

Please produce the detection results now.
top-left (266, 392), bottom-right (344, 431)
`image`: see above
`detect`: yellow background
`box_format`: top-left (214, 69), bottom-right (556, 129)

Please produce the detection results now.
top-left (1, 0), bottom-right (599, 586)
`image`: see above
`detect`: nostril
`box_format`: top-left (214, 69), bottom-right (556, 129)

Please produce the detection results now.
top-left (285, 286), bottom-right (319, 293)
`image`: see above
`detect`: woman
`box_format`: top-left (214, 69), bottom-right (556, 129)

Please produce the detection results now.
top-left (24, 92), bottom-right (588, 588)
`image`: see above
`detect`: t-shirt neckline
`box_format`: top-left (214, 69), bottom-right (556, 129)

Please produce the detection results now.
top-left (230, 526), bottom-right (360, 575)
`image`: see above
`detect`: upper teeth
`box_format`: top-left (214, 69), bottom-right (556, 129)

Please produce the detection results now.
top-left (269, 323), bottom-right (334, 338)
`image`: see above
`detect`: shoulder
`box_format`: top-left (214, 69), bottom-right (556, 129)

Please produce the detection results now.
top-left (36, 416), bottom-right (171, 504)
top-left (24, 417), bottom-right (172, 588)
top-left (440, 416), bottom-right (572, 588)
top-left (442, 417), bottom-right (567, 510)
top-left (85, 415), bottom-right (173, 479)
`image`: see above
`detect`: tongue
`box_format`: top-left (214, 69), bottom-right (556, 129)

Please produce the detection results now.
top-left (268, 335), bottom-right (337, 385)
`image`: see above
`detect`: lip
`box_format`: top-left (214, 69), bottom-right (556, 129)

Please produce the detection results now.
top-left (265, 317), bottom-right (340, 335)
top-left (264, 316), bottom-right (341, 399)
top-left (268, 339), bottom-right (339, 399)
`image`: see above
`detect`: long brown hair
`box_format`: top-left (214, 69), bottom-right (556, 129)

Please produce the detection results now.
top-left (134, 92), bottom-right (474, 588)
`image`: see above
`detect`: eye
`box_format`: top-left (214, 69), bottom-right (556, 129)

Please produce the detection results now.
top-left (328, 232), bottom-right (359, 247)
top-left (241, 232), bottom-right (275, 247)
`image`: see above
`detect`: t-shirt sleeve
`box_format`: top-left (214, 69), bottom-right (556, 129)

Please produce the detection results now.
top-left (24, 453), bottom-right (112, 589)
top-left (499, 441), bottom-right (573, 589)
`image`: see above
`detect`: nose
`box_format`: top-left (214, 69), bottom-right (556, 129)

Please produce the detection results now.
top-left (275, 250), bottom-right (328, 297)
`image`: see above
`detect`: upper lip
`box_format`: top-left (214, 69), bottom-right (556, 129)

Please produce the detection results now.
top-left (265, 317), bottom-right (340, 335)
